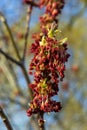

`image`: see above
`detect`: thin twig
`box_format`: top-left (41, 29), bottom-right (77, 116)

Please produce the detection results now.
top-left (22, 5), bottom-right (33, 62)
top-left (0, 12), bottom-right (21, 60)
top-left (0, 49), bottom-right (21, 66)
top-left (38, 112), bottom-right (45, 130)
top-left (0, 106), bottom-right (13, 130)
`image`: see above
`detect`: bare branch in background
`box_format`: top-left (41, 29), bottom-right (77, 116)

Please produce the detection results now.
top-left (0, 12), bottom-right (21, 60)
top-left (0, 106), bottom-right (14, 130)
top-left (0, 49), bottom-right (21, 66)
top-left (22, 5), bottom-right (33, 62)
top-left (0, 11), bottom-right (33, 99)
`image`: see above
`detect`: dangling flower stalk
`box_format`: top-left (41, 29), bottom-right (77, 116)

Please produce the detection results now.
top-left (24, 0), bottom-right (70, 129)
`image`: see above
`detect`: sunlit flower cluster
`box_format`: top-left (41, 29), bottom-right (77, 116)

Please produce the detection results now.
top-left (26, 0), bottom-right (70, 117)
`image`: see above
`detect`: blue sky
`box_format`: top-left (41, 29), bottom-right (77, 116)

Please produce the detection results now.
top-left (0, 0), bottom-right (42, 26)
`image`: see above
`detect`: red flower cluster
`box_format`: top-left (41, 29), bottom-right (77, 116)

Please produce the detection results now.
top-left (27, 0), bottom-right (70, 117)
top-left (39, 0), bottom-right (65, 27)
top-left (27, 32), bottom-right (69, 116)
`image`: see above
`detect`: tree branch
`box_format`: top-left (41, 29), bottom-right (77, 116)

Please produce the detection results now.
top-left (22, 5), bottom-right (32, 62)
top-left (0, 106), bottom-right (13, 130)
top-left (38, 112), bottom-right (45, 130)
top-left (0, 49), bottom-right (21, 66)
top-left (0, 12), bottom-right (21, 60)
top-left (20, 64), bottom-right (33, 99)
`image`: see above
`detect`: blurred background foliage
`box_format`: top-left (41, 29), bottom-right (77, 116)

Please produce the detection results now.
top-left (0, 0), bottom-right (87, 130)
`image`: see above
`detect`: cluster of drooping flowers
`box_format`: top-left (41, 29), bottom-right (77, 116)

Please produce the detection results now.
top-left (26, 0), bottom-right (70, 117)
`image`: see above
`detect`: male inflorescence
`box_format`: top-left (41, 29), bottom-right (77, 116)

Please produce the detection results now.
top-left (24, 0), bottom-right (70, 117)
